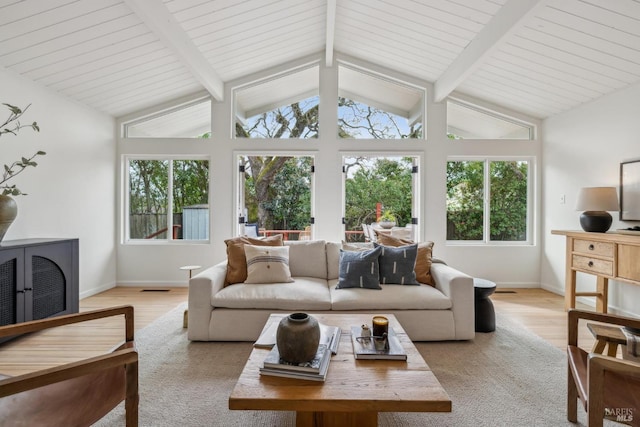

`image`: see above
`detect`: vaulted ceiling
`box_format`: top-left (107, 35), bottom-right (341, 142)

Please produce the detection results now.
top-left (1, 0), bottom-right (639, 120)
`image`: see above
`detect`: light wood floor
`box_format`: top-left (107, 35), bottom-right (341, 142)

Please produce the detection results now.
top-left (0, 287), bottom-right (598, 377)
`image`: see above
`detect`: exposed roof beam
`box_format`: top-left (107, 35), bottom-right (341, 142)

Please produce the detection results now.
top-left (123, 0), bottom-right (224, 101)
top-left (433, 0), bottom-right (547, 102)
top-left (325, 0), bottom-right (337, 67)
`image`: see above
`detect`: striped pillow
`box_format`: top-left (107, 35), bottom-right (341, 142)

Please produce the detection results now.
top-left (244, 245), bottom-right (294, 284)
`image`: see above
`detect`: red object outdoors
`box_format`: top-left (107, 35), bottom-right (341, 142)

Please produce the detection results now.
top-left (376, 202), bottom-right (382, 222)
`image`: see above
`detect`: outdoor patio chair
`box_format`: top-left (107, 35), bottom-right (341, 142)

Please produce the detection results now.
top-left (0, 305), bottom-right (138, 426)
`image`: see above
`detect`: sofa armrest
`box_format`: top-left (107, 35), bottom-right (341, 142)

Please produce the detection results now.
top-left (431, 262), bottom-right (475, 340)
top-left (187, 261), bottom-right (227, 341)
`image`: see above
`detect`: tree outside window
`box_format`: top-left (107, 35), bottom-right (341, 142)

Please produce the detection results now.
top-left (338, 98), bottom-right (422, 139)
top-left (344, 156), bottom-right (415, 242)
top-left (128, 159), bottom-right (209, 240)
top-left (447, 160), bottom-right (528, 242)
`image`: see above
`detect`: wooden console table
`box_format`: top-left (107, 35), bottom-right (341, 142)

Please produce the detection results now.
top-left (552, 230), bottom-right (640, 313)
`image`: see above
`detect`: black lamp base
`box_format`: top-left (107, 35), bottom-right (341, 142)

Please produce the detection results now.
top-left (580, 211), bottom-right (612, 233)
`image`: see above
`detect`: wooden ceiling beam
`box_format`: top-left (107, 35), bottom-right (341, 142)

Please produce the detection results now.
top-left (123, 0), bottom-right (224, 101)
top-left (433, 0), bottom-right (548, 103)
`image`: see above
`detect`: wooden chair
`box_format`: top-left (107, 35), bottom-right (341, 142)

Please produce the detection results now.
top-left (0, 305), bottom-right (138, 426)
top-left (567, 309), bottom-right (640, 426)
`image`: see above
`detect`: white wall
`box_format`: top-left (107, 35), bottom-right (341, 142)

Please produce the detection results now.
top-left (542, 82), bottom-right (640, 316)
top-left (0, 67), bottom-right (117, 298)
top-left (116, 54), bottom-right (543, 288)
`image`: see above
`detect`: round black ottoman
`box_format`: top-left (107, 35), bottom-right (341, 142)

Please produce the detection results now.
top-left (474, 278), bottom-right (496, 333)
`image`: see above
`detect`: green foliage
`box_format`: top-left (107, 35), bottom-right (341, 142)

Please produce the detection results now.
top-left (242, 156), bottom-right (311, 233)
top-left (446, 160), bottom-right (528, 241)
top-left (1, 103), bottom-right (44, 196)
top-left (345, 157), bottom-right (412, 233)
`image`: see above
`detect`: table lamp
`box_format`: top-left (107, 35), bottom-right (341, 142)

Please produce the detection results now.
top-left (575, 187), bottom-right (619, 232)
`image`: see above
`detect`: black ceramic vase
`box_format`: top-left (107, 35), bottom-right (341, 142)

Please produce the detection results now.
top-left (276, 312), bottom-right (320, 364)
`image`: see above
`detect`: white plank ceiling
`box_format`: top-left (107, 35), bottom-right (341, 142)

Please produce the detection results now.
top-left (1, 0), bottom-right (639, 120)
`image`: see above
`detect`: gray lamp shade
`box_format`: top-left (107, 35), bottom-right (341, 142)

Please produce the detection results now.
top-left (575, 187), bottom-right (619, 233)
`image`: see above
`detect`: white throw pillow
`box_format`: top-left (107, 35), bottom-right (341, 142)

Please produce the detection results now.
top-left (244, 244), bottom-right (294, 284)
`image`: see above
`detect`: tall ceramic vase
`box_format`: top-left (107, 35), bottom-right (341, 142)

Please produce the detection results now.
top-left (0, 195), bottom-right (17, 242)
top-left (276, 312), bottom-right (320, 364)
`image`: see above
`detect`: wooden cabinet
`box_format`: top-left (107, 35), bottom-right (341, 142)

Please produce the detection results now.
top-left (552, 230), bottom-right (640, 313)
top-left (0, 238), bottom-right (79, 342)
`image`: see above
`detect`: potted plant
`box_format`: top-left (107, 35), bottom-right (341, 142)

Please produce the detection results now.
top-left (379, 210), bottom-right (396, 229)
top-left (0, 103), bottom-right (44, 241)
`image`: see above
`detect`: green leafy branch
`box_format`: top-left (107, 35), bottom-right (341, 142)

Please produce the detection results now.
top-left (1, 103), bottom-right (44, 196)
top-left (2, 151), bottom-right (46, 195)
top-left (1, 103), bottom-right (39, 136)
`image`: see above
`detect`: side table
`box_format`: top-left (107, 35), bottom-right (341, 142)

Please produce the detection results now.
top-left (474, 278), bottom-right (497, 333)
top-left (180, 265), bottom-right (201, 328)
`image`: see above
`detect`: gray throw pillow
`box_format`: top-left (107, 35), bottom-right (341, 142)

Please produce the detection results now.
top-left (336, 246), bottom-right (382, 290)
top-left (374, 243), bottom-right (418, 285)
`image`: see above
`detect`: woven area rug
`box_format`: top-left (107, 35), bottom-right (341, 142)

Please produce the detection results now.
top-left (96, 304), bottom-right (598, 426)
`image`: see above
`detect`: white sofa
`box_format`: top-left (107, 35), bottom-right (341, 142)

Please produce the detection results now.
top-left (188, 240), bottom-right (475, 342)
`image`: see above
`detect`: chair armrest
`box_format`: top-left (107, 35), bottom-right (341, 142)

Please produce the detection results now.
top-left (0, 347), bottom-right (138, 398)
top-left (567, 309), bottom-right (640, 347)
top-left (0, 305), bottom-right (135, 343)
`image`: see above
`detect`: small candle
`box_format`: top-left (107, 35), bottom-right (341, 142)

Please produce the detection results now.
top-left (372, 316), bottom-right (388, 338)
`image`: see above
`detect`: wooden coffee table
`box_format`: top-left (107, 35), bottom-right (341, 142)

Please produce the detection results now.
top-left (229, 313), bottom-right (451, 427)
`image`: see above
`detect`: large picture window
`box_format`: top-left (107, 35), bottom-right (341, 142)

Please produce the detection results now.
top-left (446, 159), bottom-right (530, 243)
top-left (237, 155), bottom-right (313, 240)
top-left (343, 155), bottom-right (419, 242)
top-left (127, 158), bottom-right (209, 241)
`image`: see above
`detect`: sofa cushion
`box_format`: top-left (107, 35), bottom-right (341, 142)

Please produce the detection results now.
top-left (336, 246), bottom-right (382, 290)
top-left (376, 234), bottom-right (435, 286)
top-left (326, 242), bottom-right (341, 280)
top-left (329, 280), bottom-right (452, 310)
top-left (244, 245), bottom-right (294, 284)
top-left (285, 240), bottom-right (327, 279)
top-left (224, 234), bottom-right (283, 285)
top-left (341, 241), bottom-right (374, 252)
top-left (374, 243), bottom-right (418, 285)
top-left (212, 277), bottom-right (332, 310)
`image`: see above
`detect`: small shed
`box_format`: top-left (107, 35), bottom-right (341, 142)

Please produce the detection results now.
top-left (182, 205), bottom-right (209, 240)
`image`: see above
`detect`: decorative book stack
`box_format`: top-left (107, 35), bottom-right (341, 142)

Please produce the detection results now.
top-left (350, 326), bottom-right (407, 360)
top-left (260, 343), bottom-right (331, 381)
top-left (256, 322), bottom-right (341, 381)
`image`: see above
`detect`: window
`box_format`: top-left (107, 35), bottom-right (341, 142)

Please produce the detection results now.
top-left (446, 159), bottom-right (530, 243)
top-left (338, 65), bottom-right (424, 139)
top-left (447, 100), bottom-right (533, 140)
top-left (127, 158), bottom-right (209, 241)
top-left (123, 98), bottom-right (211, 138)
top-left (234, 66), bottom-right (319, 139)
top-left (237, 155), bottom-right (313, 241)
top-left (343, 155), bottom-right (419, 242)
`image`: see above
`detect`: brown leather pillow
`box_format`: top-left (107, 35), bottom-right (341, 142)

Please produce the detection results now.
top-left (375, 234), bottom-right (435, 286)
top-left (224, 234), bottom-right (283, 285)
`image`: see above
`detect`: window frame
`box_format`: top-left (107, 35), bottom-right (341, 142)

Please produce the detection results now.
top-left (446, 156), bottom-right (534, 246)
top-left (234, 150), bottom-right (317, 240)
top-left (341, 151), bottom-right (422, 243)
top-left (124, 155), bottom-right (211, 245)
top-left (337, 63), bottom-right (426, 140)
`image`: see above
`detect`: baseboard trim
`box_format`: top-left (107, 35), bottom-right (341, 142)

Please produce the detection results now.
top-left (116, 281), bottom-right (188, 288)
top-left (80, 282), bottom-right (116, 300)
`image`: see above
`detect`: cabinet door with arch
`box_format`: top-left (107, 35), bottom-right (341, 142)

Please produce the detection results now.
top-left (25, 241), bottom-right (77, 321)
top-left (0, 248), bottom-right (25, 327)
